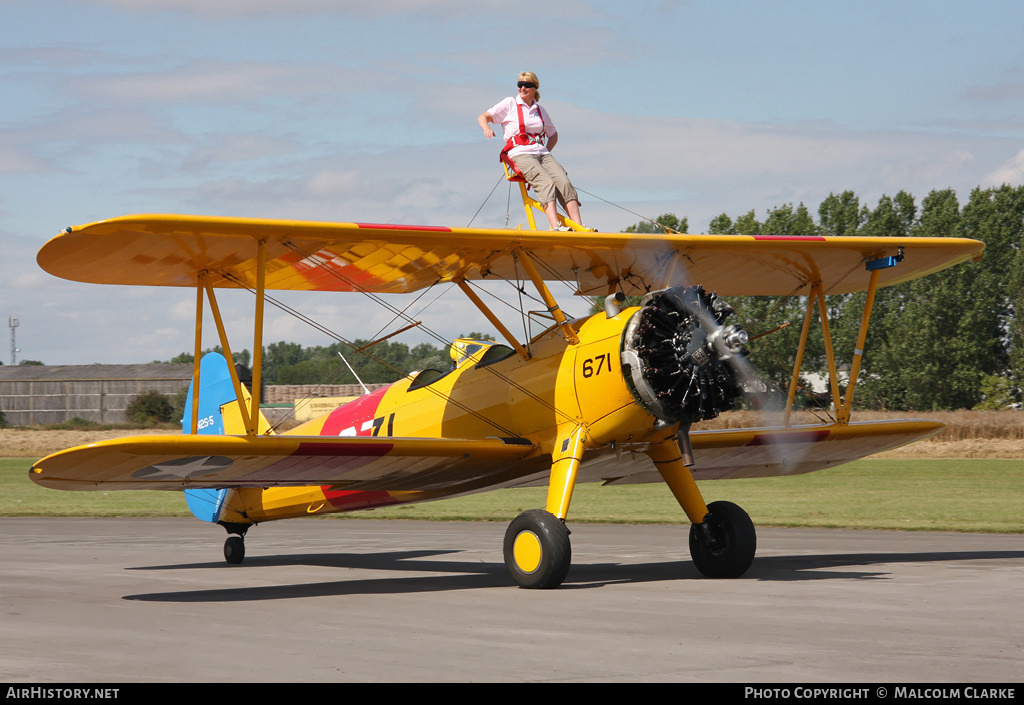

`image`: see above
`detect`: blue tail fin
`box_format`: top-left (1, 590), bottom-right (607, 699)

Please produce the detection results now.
top-left (181, 352), bottom-right (237, 523)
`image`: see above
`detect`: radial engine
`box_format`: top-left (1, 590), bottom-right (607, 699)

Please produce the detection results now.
top-left (620, 285), bottom-right (748, 460)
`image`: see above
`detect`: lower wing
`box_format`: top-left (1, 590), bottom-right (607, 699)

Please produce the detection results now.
top-left (30, 434), bottom-right (540, 492)
top-left (30, 419), bottom-right (941, 494)
top-left (572, 419), bottom-right (945, 485)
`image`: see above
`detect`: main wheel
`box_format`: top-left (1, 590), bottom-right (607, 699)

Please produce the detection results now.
top-left (224, 535), bottom-right (245, 565)
top-left (503, 509), bottom-right (571, 589)
top-left (689, 500), bottom-right (756, 578)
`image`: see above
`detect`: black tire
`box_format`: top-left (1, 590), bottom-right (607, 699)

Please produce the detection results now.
top-left (689, 500), bottom-right (756, 578)
top-left (503, 509), bottom-right (571, 589)
top-left (224, 535), bottom-right (245, 565)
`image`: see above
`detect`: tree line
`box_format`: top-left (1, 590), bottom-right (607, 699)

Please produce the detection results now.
top-left (162, 335), bottom-right (485, 388)
top-left (684, 186), bottom-right (1022, 411)
top-left (160, 185), bottom-right (1022, 411)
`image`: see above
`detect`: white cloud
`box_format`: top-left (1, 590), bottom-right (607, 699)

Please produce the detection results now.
top-left (6, 0), bottom-right (1024, 366)
top-left (0, 139), bottom-right (51, 174)
top-left (964, 82), bottom-right (1024, 102)
top-left (982, 148), bottom-right (1024, 187)
top-left (90, 0), bottom-right (592, 19)
top-left (82, 62), bottom-right (301, 105)
top-left (7, 271), bottom-right (49, 289)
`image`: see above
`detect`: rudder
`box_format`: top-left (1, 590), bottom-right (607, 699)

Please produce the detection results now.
top-left (181, 352), bottom-right (272, 523)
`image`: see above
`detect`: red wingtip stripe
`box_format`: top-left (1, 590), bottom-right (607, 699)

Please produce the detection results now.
top-left (354, 223), bottom-right (453, 232)
top-left (747, 429), bottom-right (830, 446)
top-left (751, 235), bottom-right (827, 242)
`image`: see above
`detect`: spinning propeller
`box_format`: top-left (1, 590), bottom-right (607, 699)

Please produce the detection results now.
top-left (615, 245), bottom-right (813, 474)
top-left (620, 284), bottom-right (749, 465)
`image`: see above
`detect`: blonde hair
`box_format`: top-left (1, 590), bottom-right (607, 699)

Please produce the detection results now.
top-left (518, 71), bottom-right (540, 101)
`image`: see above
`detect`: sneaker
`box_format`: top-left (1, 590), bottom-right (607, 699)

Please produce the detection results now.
top-left (553, 225), bottom-right (572, 231)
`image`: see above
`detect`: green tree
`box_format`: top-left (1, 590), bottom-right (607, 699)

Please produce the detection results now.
top-left (818, 191), bottom-right (866, 236)
top-left (733, 210), bottom-right (761, 235)
top-left (263, 341), bottom-right (306, 383)
top-left (973, 374), bottom-right (1019, 409)
top-left (830, 191), bottom-right (917, 405)
top-left (624, 213), bottom-right (688, 234)
top-left (708, 213), bottom-right (735, 234)
top-left (720, 204), bottom-right (823, 398)
top-left (762, 202), bottom-right (818, 237)
top-left (857, 188), bottom-right (1011, 409)
top-left (160, 348), bottom-right (250, 367)
top-left (126, 390), bottom-right (175, 425)
top-left (1008, 242), bottom-right (1024, 398)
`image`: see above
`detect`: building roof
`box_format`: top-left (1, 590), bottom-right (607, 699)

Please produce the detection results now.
top-left (0, 363), bottom-right (194, 382)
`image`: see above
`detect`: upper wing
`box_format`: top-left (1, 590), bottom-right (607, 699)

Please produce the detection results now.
top-left (30, 434), bottom-right (541, 492)
top-left (37, 214), bottom-right (984, 296)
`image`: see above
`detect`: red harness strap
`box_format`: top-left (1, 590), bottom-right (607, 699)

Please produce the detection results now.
top-left (499, 101), bottom-right (546, 180)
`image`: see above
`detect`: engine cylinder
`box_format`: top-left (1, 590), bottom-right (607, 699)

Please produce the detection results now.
top-left (620, 285), bottom-right (745, 424)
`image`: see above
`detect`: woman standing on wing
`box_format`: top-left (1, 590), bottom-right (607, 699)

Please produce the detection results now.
top-left (478, 71), bottom-right (589, 231)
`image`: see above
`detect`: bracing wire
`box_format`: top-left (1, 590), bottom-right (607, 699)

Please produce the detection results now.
top-left (186, 180), bottom-right (693, 514)
top-left (220, 272), bottom-right (524, 436)
top-left (466, 173), bottom-right (506, 228)
top-left (576, 186), bottom-right (684, 233)
top-left (223, 247), bottom-right (578, 429)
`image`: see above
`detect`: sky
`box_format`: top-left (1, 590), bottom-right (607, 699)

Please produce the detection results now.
top-left (3, 0), bottom-right (1024, 366)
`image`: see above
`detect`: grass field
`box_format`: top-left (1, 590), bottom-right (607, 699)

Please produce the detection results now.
top-left (4, 457), bottom-right (1022, 533)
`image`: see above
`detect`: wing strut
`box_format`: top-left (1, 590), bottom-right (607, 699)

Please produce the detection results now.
top-left (517, 250), bottom-right (580, 345)
top-left (249, 240), bottom-right (266, 434)
top-left (840, 267), bottom-right (882, 422)
top-left (189, 278), bottom-right (204, 434)
top-left (783, 292), bottom-right (818, 425)
top-left (201, 272), bottom-right (253, 433)
top-left (782, 253), bottom-right (894, 426)
top-left (454, 278), bottom-right (530, 360)
top-left (186, 253), bottom-right (268, 437)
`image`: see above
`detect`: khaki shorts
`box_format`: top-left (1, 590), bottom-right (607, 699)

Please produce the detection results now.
top-left (511, 153), bottom-right (579, 206)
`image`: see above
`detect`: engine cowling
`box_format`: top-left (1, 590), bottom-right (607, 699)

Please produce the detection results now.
top-left (620, 285), bottom-right (747, 425)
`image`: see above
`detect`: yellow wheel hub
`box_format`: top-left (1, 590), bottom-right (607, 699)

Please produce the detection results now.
top-left (512, 530), bottom-right (542, 574)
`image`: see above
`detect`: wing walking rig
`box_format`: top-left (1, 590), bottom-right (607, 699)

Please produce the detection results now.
top-left (32, 207), bottom-right (984, 587)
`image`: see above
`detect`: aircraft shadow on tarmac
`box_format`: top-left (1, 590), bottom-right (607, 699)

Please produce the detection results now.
top-left (122, 548), bottom-right (1024, 603)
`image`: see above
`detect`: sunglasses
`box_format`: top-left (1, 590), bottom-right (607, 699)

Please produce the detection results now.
top-left (517, 81), bottom-right (537, 89)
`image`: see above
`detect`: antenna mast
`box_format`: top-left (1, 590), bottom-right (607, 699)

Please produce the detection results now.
top-left (337, 352), bottom-right (370, 395)
top-left (8, 316), bottom-right (18, 365)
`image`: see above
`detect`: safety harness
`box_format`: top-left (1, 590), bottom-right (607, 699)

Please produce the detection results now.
top-left (499, 100), bottom-right (546, 180)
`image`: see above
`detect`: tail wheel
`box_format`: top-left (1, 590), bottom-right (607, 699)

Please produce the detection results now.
top-left (503, 509), bottom-right (571, 589)
top-left (224, 535), bottom-right (245, 565)
top-left (689, 500), bottom-right (756, 578)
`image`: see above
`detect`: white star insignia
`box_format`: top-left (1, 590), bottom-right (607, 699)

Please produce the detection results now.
top-left (133, 455), bottom-right (233, 481)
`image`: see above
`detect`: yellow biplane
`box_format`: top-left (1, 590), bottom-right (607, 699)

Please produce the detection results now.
top-left (31, 205), bottom-right (983, 588)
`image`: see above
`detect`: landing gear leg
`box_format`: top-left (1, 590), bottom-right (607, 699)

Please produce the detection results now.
top-left (647, 437), bottom-right (756, 578)
top-left (503, 424), bottom-right (586, 589)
